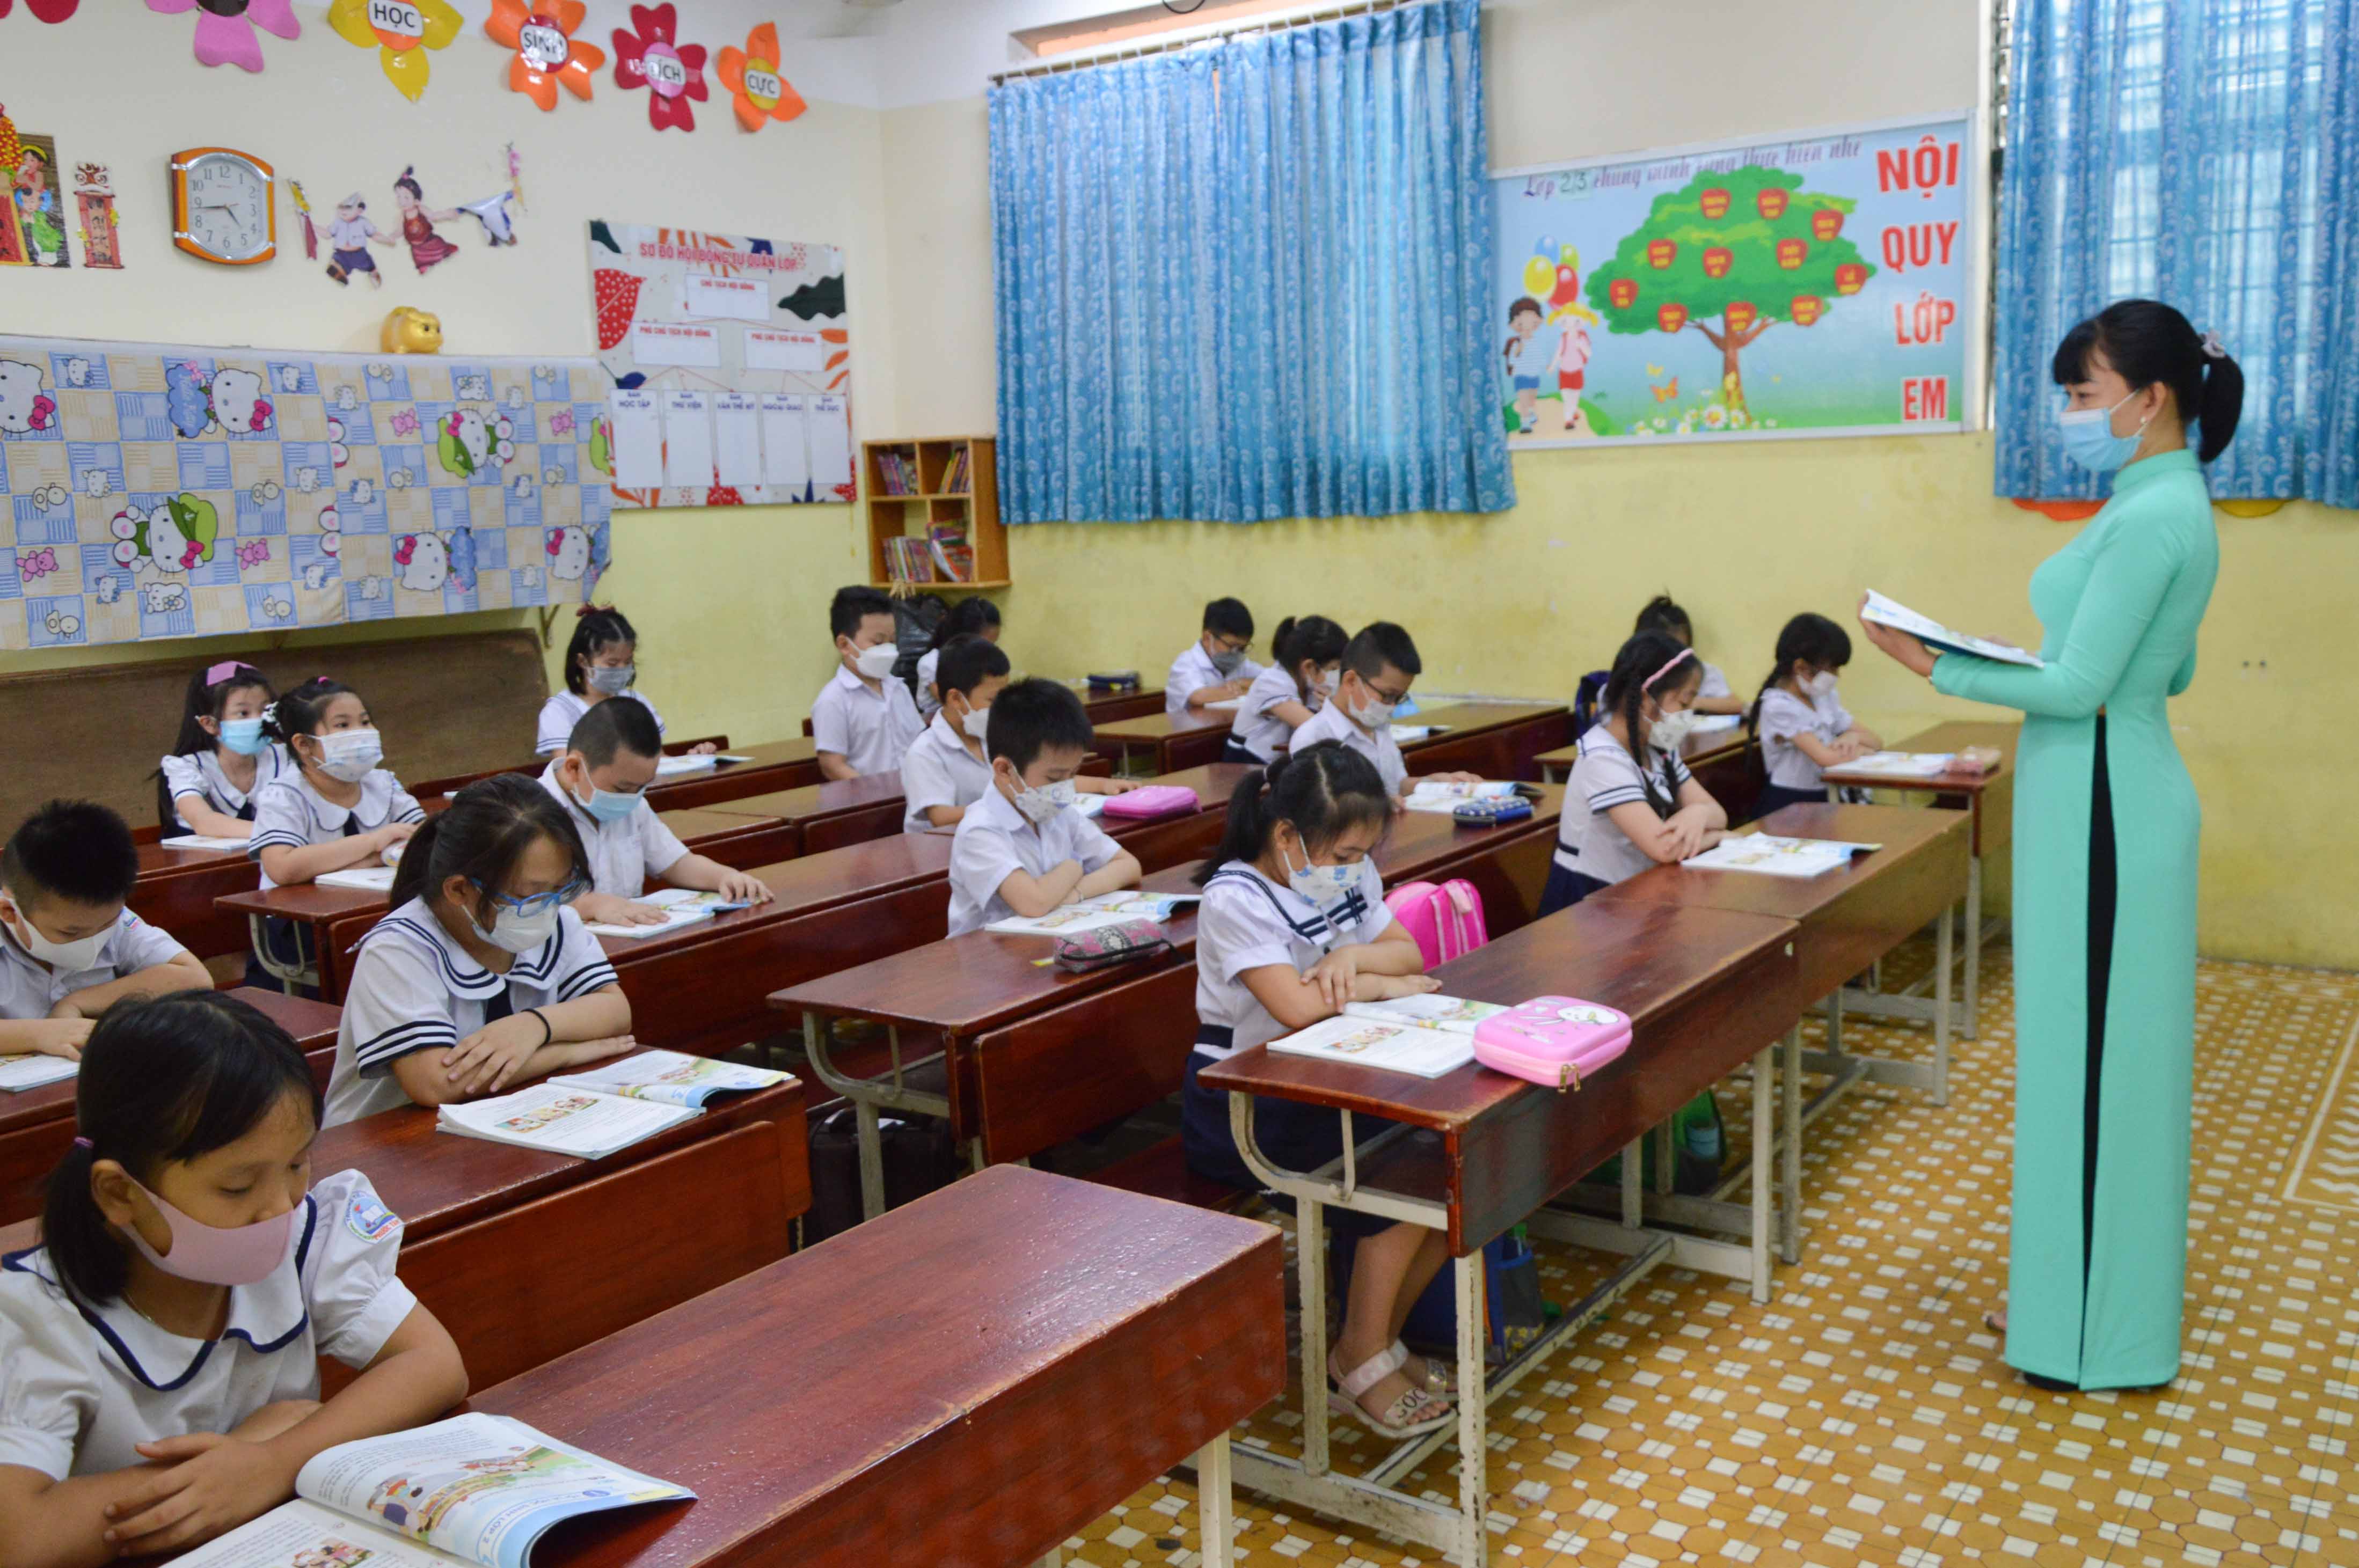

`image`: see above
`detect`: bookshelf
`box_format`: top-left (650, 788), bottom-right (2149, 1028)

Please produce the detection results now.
top-left (862, 434), bottom-right (1006, 592)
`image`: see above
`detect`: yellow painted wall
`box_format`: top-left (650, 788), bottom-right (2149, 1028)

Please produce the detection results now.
top-left (0, 12), bottom-right (890, 748)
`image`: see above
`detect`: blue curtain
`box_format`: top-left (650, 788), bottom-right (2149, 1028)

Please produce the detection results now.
top-left (1994, 0), bottom-right (2359, 504)
top-left (991, 0), bottom-right (1512, 525)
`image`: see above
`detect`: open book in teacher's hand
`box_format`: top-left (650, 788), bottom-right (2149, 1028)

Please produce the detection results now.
top-left (170, 1412), bottom-right (692, 1568)
top-left (1861, 589), bottom-right (2044, 668)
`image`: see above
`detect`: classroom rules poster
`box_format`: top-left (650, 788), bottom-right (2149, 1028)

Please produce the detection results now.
top-left (1490, 114), bottom-right (1975, 448)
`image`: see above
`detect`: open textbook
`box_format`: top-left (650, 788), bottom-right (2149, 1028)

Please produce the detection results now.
top-left (1388, 723), bottom-right (1449, 743)
top-left (1827, 750), bottom-right (1958, 780)
top-left (550, 1048), bottom-right (786, 1108)
top-left (436, 1081), bottom-right (700, 1159)
top-left (317, 866), bottom-right (399, 893)
top-left (1861, 589), bottom-right (2043, 668)
top-left (173, 1413), bottom-right (690, 1568)
top-left (1684, 834), bottom-right (1880, 878)
top-left (984, 889), bottom-right (1200, 937)
top-left (1341, 994), bottom-right (1510, 1035)
top-left (1401, 780), bottom-right (1516, 815)
top-left (158, 832), bottom-right (251, 851)
top-left (579, 888), bottom-right (746, 940)
top-left (0, 1053), bottom-right (78, 1092)
top-left (1269, 1014), bottom-right (1477, 1078)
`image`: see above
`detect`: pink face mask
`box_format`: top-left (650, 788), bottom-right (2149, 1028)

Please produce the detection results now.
top-left (123, 1177), bottom-right (298, 1287)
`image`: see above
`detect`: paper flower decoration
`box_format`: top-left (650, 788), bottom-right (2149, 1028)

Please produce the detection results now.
top-left (611, 4), bottom-right (707, 133)
top-left (327, 0), bottom-right (463, 101)
top-left (717, 23), bottom-right (807, 133)
top-left (486, 1), bottom-right (603, 111)
top-left (0, 2), bottom-right (82, 21)
top-left (147, 0), bottom-right (300, 73)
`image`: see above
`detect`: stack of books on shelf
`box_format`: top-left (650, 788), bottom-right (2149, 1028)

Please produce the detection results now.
top-left (941, 445), bottom-right (972, 494)
top-left (882, 535), bottom-right (936, 584)
top-left (927, 523), bottom-right (975, 584)
top-left (874, 450), bottom-right (921, 496)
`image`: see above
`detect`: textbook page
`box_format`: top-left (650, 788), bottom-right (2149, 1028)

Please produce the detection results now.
top-left (1683, 834), bottom-right (1879, 878)
top-left (1389, 723), bottom-right (1448, 742)
top-left (984, 890), bottom-right (1200, 937)
top-left (295, 1413), bottom-right (692, 1568)
top-left (436, 1083), bottom-right (699, 1159)
top-left (1401, 780), bottom-right (1515, 814)
top-left (1828, 751), bottom-right (1956, 779)
top-left (652, 753), bottom-right (719, 777)
top-left (0, 1053), bottom-right (79, 1091)
top-left (1268, 1015), bottom-right (1476, 1079)
top-left (1341, 994), bottom-right (1511, 1035)
top-left (1071, 792), bottom-right (1106, 818)
top-left (578, 889), bottom-right (739, 940)
top-left (170, 1497), bottom-right (468, 1568)
top-left (317, 867), bottom-right (398, 893)
top-left (158, 833), bottom-right (252, 851)
top-left (1862, 590), bottom-right (2043, 668)
top-left (550, 1047), bottom-right (786, 1108)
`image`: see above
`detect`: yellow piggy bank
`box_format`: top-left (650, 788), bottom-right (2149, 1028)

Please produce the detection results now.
top-left (381, 307), bottom-right (443, 354)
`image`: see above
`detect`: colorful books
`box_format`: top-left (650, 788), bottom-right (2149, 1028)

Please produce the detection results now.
top-left (171, 1412), bottom-right (692, 1568)
top-left (1267, 1015), bottom-right (1477, 1079)
top-left (882, 535), bottom-right (936, 584)
top-left (873, 449), bottom-right (921, 496)
top-left (435, 1082), bottom-right (700, 1159)
top-left (550, 1047), bottom-right (786, 1108)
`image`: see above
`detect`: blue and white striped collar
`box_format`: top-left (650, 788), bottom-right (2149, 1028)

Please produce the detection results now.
top-left (356, 897), bottom-right (566, 1000)
top-left (1204, 861), bottom-right (1373, 946)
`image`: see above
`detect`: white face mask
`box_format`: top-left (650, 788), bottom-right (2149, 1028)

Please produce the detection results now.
top-left (586, 663), bottom-right (636, 695)
top-left (1802, 670), bottom-right (1839, 699)
top-left (3, 900), bottom-right (110, 972)
top-left (1316, 668), bottom-right (1341, 697)
top-left (1349, 690), bottom-right (1397, 729)
top-left (471, 904), bottom-right (560, 955)
top-left (1647, 708), bottom-right (1699, 753)
top-left (310, 728), bottom-right (383, 783)
top-left (854, 643), bottom-right (900, 681)
top-left (1011, 775), bottom-right (1076, 824)
top-left (960, 704), bottom-right (991, 742)
top-left (1280, 836), bottom-right (1359, 909)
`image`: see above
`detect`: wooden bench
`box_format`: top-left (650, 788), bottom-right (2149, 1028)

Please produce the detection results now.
top-left (465, 1166), bottom-right (1281, 1568)
top-left (1090, 709), bottom-right (1238, 775)
top-left (0, 988), bottom-right (341, 1226)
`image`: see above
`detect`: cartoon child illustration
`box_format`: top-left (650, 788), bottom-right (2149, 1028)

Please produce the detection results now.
top-left (393, 532), bottom-right (451, 593)
top-left (0, 358), bottom-right (57, 435)
top-left (392, 167), bottom-right (461, 275)
top-left (1503, 295), bottom-right (1544, 433)
top-left (1544, 245), bottom-right (1601, 437)
top-left (11, 141), bottom-right (69, 268)
top-left (325, 192), bottom-right (396, 288)
top-left (366, 1478), bottom-right (423, 1533)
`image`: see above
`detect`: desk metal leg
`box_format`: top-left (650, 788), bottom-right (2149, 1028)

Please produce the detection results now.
top-left (1963, 851), bottom-right (1982, 1041)
top-left (1197, 1433), bottom-right (1235, 1568)
top-left (1780, 1025), bottom-right (1802, 1264)
top-left (1750, 1044), bottom-right (1773, 1304)
top-left (1933, 906), bottom-right (1953, 1107)
top-left (245, 912), bottom-right (319, 992)
top-left (1297, 1198), bottom-right (1331, 1479)
top-left (1452, 1253), bottom-right (1487, 1568)
top-left (801, 1010), bottom-right (953, 1225)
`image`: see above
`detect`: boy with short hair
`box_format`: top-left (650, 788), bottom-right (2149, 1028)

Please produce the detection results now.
top-left (0, 801), bottom-right (209, 1060)
top-left (947, 678), bottom-right (1142, 936)
top-left (813, 584), bottom-right (924, 782)
top-left (902, 633), bottom-right (1012, 834)
top-left (1289, 621), bottom-right (1481, 801)
top-left (1167, 596), bottom-right (1264, 715)
top-left (539, 699), bottom-right (774, 926)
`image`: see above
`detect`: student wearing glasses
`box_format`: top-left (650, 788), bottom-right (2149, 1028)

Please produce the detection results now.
top-left (1167, 597), bottom-right (1265, 715)
top-left (1286, 622), bottom-right (1481, 803)
top-left (323, 775), bottom-right (633, 1126)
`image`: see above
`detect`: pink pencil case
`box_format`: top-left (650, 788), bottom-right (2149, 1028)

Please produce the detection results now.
top-left (1472, 997), bottom-right (1633, 1090)
top-left (1099, 785), bottom-right (1200, 822)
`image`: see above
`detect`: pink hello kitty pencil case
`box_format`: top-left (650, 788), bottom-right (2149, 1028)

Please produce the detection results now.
top-left (1100, 785), bottom-right (1200, 821)
top-left (1472, 997), bottom-right (1633, 1089)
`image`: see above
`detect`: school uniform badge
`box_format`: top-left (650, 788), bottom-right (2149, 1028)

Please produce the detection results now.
top-left (346, 1192), bottom-right (403, 1244)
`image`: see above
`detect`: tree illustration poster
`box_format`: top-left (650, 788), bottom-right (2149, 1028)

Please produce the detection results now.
top-left (1489, 114), bottom-right (1975, 448)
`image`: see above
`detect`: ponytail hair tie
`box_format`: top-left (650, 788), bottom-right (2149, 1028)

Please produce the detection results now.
top-left (574, 603), bottom-right (614, 619)
top-left (2200, 330), bottom-right (2228, 361)
top-left (72, 1136), bottom-right (92, 1152)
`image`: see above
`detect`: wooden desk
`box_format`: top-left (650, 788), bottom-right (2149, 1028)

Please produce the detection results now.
top-left (1822, 720), bottom-right (2018, 1039)
top-left (1092, 709), bottom-right (1237, 775)
top-left (1592, 801), bottom-right (1969, 1109)
top-left (466, 1166), bottom-right (1280, 1568)
top-left (1198, 899), bottom-right (1804, 1563)
top-left (640, 738), bottom-right (822, 810)
top-left (1077, 683), bottom-right (1165, 723)
top-left (132, 841), bottom-right (257, 959)
top-left (699, 772), bottom-right (912, 858)
top-left (0, 989), bottom-right (341, 1226)
top-left (1395, 702), bottom-right (1571, 782)
top-left (775, 791), bottom-right (1567, 1219)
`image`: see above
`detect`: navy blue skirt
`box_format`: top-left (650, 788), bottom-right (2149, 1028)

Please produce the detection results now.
top-left (1749, 782), bottom-right (1831, 822)
top-left (1537, 863), bottom-right (1611, 919)
top-left (1181, 1045), bottom-right (1398, 1239)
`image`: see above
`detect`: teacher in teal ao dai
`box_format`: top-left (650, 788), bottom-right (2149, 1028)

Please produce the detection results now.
top-left (1860, 300), bottom-right (2241, 1392)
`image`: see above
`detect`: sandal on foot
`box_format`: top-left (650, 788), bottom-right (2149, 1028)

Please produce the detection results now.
top-left (1396, 1339), bottom-right (1454, 1395)
top-left (1328, 1346), bottom-right (1454, 1439)
top-left (1983, 1308), bottom-right (2007, 1336)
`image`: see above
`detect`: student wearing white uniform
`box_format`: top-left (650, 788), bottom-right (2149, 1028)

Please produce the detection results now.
top-left (945, 679), bottom-right (1142, 937)
top-left (1223, 614), bottom-right (1347, 765)
top-left (1635, 595), bottom-right (1746, 717)
top-left (0, 992), bottom-right (465, 1562)
top-left (1166, 596), bottom-right (1264, 715)
top-left (0, 803), bottom-right (210, 1065)
top-left (813, 585), bottom-right (925, 782)
top-left (1179, 744), bottom-right (1455, 1441)
top-left (914, 597), bottom-right (1000, 722)
top-left (904, 638), bottom-right (1136, 833)
top-left (534, 606), bottom-right (709, 758)
top-left (154, 662), bottom-right (294, 838)
top-left (1540, 631), bottom-right (1730, 916)
top-left (326, 776), bottom-right (632, 1126)
top-left (1748, 612), bottom-right (1882, 818)
top-left (536, 699), bottom-right (772, 927)
top-left (1287, 621), bottom-right (1482, 801)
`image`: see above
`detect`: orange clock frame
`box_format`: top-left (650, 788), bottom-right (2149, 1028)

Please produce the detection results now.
top-left (169, 146), bottom-right (278, 267)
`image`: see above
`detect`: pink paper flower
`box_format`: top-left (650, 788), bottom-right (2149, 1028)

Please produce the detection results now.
top-left (147, 0), bottom-right (301, 73)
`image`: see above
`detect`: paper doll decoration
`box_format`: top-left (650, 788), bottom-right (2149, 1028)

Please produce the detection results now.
top-left (327, 0), bottom-right (464, 102)
top-left (717, 23), bottom-right (806, 133)
top-left (0, 2), bottom-right (83, 20)
top-left (72, 163), bottom-right (121, 269)
top-left (487, 1), bottom-right (603, 112)
top-left (611, 5), bottom-right (707, 134)
top-left (147, 0), bottom-right (301, 73)
top-left (392, 166), bottom-right (461, 274)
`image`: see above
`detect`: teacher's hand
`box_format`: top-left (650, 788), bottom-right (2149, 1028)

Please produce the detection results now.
top-left (1857, 594), bottom-right (1939, 679)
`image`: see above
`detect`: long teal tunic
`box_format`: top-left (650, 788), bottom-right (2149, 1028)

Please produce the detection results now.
top-left (1931, 449), bottom-right (2216, 1390)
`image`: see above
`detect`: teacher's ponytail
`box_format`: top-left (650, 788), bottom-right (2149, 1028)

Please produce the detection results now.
top-left (2050, 299), bottom-right (2243, 463)
top-left (2194, 339), bottom-right (2245, 463)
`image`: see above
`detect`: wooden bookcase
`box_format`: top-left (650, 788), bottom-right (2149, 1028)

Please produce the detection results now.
top-left (861, 434), bottom-right (1006, 592)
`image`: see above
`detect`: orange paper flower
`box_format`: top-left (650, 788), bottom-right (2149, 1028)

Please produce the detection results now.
top-left (486, 0), bottom-right (604, 112)
top-left (716, 23), bottom-right (806, 133)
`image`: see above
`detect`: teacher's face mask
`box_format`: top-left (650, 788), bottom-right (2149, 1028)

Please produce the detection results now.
top-left (2055, 392), bottom-right (2154, 472)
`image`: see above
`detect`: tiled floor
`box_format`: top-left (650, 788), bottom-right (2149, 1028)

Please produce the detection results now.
top-left (1058, 946), bottom-right (2359, 1566)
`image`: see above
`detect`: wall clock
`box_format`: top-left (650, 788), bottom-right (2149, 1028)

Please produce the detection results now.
top-left (169, 146), bottom-right (276, 266)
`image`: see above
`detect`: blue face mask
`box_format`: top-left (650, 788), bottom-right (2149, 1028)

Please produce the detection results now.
top-left (2055, 393), bottom-right (2153, 472)
top-left (216, 717), bottom-right (268, 757)
top-left (570, 773), bottom-right (643, 825)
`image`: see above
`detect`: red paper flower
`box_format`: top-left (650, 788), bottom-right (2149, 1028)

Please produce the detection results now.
top-left (611, 4), bottom-right (706, 133)
top-left (3, 1), bottom-right (83, 20)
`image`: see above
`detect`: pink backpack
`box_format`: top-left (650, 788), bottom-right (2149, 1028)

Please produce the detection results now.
top-left (1384, 878), bottom-right (1490, 968)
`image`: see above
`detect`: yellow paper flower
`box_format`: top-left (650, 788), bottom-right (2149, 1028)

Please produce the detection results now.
top-left (328, 0), bottom-right (464, 102)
